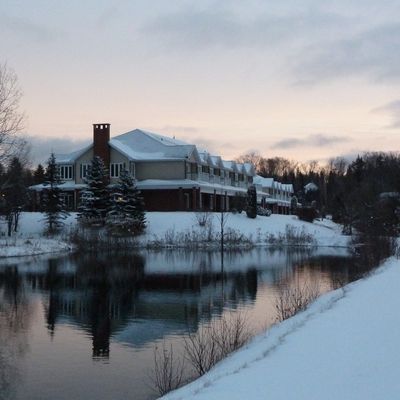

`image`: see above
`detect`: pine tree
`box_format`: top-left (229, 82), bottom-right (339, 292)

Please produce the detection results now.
top-left (0, 157), bottom-right (28, 235)
top-left (106, 169), bottom-right (146, 235)
top-left (246, 185), bottom-right (257, 219)
top-left (33, 164), bottom-right (46, 184)
top-left (79, 156), bottom-right (109, 225)
top-left (42, 153), bottom-right (69, 232)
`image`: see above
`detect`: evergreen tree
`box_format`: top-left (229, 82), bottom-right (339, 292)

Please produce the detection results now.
top-left (106, 169), bottom-right (146, 235)
top-left (79, 156), bottom-right (109, 225)
top-left (34, 163), bottom-right (46, 184)
top-left (42, 153), bottom-right (68, 232)
top-left (0, 157), bottom-right (28, 235)
top-left (246, 185), bottom-right (257, 219)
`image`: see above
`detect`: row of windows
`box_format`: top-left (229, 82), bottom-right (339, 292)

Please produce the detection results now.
top-left (59, 163), bottom-right (135, 180)
top-left (186, 163), bottom-right (250, 181)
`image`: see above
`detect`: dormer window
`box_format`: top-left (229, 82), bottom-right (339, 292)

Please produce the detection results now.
top-left (59, 165), bottom-right (73, 180)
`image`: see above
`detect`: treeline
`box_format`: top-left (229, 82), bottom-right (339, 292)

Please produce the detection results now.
top-left (0, 157), bottom-right (46, 234)
top-left (238, 151), bottom-right (400, 236)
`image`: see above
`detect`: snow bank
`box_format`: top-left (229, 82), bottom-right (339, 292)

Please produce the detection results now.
top-left (143, 212), bottom-right (349, 248)
top-left (161, 257), bottom-right (400, 400)
top-left (0, 213), bottom-right (76, 258)
top-left (0, 212), bottom-right (348, 258)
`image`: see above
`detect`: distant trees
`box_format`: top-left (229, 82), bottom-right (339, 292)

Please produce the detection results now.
top-left (42, 153), bottom-right (69, 232)
top-left (0, 157), bottom-right (28, 235)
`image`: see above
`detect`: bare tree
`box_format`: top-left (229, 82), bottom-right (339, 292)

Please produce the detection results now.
top-left (151, 342), bottom-right (185, 396)
top-left (0, 63), bottom-right (25, 164)
top-left (275, 282), bottom-right (319, 322)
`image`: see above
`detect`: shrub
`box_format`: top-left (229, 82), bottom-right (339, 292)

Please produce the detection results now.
top-left (275, 283), bottom-right (319, 322)
top-left (297, 206), bottom-right (318, 222)
top-left (151, 342), bottom-right (185, 396)
top-left (257, 206), bottom-right (272, 217)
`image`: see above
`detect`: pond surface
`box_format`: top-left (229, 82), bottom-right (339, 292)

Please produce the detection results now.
top-left (0, 247), bottom-right (377, 400)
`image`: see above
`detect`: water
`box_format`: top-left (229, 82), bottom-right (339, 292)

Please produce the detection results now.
top-left (0, 247), bottom-right (377, 400)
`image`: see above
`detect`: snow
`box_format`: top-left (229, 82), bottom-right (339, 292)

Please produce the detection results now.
top-left (0, 213), bottom-right (76, 258)
top-left (0, 212), bottom-right (348, 258)
top-left (161, 257), bottom-right (400, 400)
top-left (142, 212), bottom-right (349, 248)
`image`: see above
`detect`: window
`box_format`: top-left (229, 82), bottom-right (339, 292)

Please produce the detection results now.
top-left (214, 168), bottom-right (220, 176)
top-left (110, 163), bottom-right (124, 178)
top-left (201, 165), bottom-right (210, 174)
top-left (210, 167), bottom-right (214, 176)
top-left (59, 165), bottom-right (73, 180)
top-left (129, 162), bottom-right (136, 178)
top-left (80, 163), bottom-right (90, 179)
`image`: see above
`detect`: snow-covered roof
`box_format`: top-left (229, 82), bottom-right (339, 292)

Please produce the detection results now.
top-left (29, 182), bottom-right (87, 191)
top-left (222, 160), bottom-right (238, 172)
top-left (209, 155), bottom-right (223, 168)
top-left (55, 144), bottom-right (92, 164)
top-left (243, 163), bottom-right (255, 176)
top-left (109, 129), bottom-right (197, 161)
top-left (304, 182), bottom-right (318, 193)
top-left (253, 175), bottom-right (275, 188)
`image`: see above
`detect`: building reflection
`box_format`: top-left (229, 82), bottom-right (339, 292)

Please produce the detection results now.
top-left (0, 247), bottom-right (367, 363)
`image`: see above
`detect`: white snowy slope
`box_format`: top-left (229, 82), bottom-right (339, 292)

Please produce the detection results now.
top-left (143, 212), bottom-right (349, 247)
top-left (0, 211), bottom-right (348, 257)
top-left (161, 257), bottom-right (400, 400)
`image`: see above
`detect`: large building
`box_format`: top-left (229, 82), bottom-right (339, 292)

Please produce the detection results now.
top-left (31, 123), bottom-right (294, 212)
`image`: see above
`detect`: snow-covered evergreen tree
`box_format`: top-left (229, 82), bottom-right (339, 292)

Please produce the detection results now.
top-left (78, 156), bottom-right (109, 225)
top-left (106, 169), bottom-right (146, 235)
top-left (246, 185), bottom-right (257, 219)
top-left (42, 153), bottom-right (69, 232)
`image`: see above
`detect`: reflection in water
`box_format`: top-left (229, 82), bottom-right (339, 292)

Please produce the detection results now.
top-left (0, 266), bottom-right (33, 400)
top-left (0, 246), bottom-right (380, 400)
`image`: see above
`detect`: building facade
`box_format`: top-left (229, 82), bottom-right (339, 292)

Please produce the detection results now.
top-left (31, 123), bottom-right (294, 213)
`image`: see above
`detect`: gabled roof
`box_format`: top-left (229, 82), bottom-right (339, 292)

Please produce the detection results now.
top-left (222, 160), bottom-right (238, 172)
top-left (209, 155), bottom-right (223, 169)
top-left (253, 175), bottom-right (274, 188)
top-left (109, 129), bottom-right (197, 161)
top-left (243, 163), bottom-right (256, 176)
top-left (55, 144), bottom-right (92, 164)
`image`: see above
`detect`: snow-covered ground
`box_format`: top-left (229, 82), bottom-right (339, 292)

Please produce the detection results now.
top-left (0, 213), bottom-right (76, 258)
top-left (143, 212), bottom-right (348, 247)
top-left (161, 257), bottom-right (400, 400)
top-left (0, 212), bottom-right (349, 257)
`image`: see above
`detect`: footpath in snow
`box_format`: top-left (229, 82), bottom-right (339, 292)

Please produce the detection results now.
top-left (0, 212), bottom-right (349, 258)
top-left (161, 257), bottom-right (400, 400)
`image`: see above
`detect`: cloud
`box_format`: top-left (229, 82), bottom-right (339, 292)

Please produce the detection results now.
top-left (26, 135), bottom-right (90, 165)
top-left (372, 100), bottom-right (400, 128)
top-left (1, 14), bottom-right (60, 42)
top-left (141, 7), bottom-right (347, 51)
top-left (293, 23), bottom-right (400, 84)
top-left (271, 134), bottom-right (351, 149)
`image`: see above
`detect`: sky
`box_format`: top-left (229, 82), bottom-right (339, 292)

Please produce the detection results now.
top-left (2, 0), bottom-right (400, 164)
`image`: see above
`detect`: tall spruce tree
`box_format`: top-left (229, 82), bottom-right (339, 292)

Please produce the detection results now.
top-left (34, 163), bottom-right (46, 184)
top-left (246, 185), bottom-right (257, 219)
top-left (1, 157), bottom-right (28, 235)
top-left (42, 153), bottom-right (69, 232)
top-left (79, 156), bottom-right (109, 225)
top-left (106, 169), bottom-right (146, 235)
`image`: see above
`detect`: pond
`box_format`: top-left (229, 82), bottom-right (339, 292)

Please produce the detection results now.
top-left (0, 247), bottom-right (377, 400)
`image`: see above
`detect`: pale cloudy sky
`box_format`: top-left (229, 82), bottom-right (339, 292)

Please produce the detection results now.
top-left (2, 0), bottom-right (400, 163)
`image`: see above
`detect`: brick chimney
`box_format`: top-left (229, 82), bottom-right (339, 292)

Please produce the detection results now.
top-left (93, 123), bottom-right (110, 167)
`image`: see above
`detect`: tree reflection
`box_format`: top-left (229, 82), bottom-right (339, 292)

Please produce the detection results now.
top-left (0, 266), bottom-right (32, 400)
